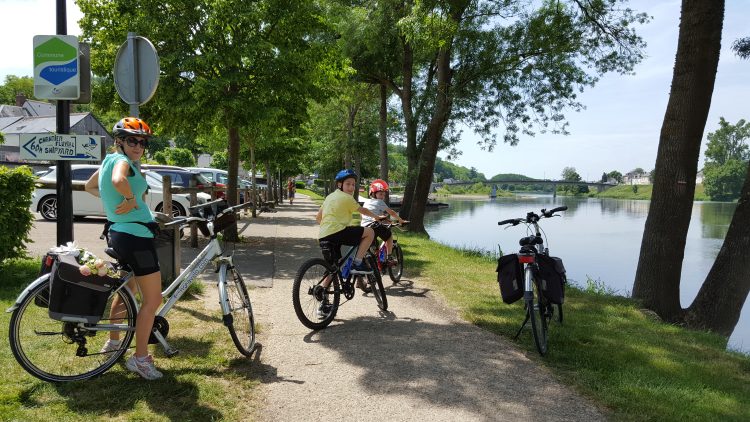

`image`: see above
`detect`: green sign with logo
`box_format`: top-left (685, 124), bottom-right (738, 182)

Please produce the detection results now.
top-left (33, 35), bottom-right (80, 100)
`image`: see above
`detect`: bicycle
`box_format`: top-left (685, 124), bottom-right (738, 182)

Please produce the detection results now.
top-left (498, 206), bottom-right (567, 356)
top-left (366, 221), bottom-right (406, 283)
top-left (292, 242), bottom-right (387, 330)
top-left (7, 199), bottom-right (256, 382)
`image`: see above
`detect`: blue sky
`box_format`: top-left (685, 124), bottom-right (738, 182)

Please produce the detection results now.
top-left (1, 1), bottom-right (748, 181)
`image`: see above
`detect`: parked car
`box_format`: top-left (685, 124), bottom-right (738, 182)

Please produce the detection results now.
top-left (186, 167), bottom-right (267, 202)
top-left (30, 164), bottom-right (210, 221)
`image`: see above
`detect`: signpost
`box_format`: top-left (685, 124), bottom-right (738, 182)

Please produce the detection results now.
top-left (19, 134), bottom-right (102, 161)
top-left (33, 35), bottom-right (80, 100)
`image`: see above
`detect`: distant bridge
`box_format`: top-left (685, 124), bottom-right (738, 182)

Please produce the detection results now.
top-left (432, 179), bottom-right (617, 198)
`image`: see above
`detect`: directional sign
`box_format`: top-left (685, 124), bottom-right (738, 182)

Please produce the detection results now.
top-left (19, 134), bottom-right (102, 161)
top-left (33, 35), bottom-right (80, 100)
top-left (114, 35), bottom-right (159, 105)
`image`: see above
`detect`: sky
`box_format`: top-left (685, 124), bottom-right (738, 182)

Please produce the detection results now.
top-left (0, 1), bottom-right (748, 181)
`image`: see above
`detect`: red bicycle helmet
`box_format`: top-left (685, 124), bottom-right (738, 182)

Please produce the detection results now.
top-left (369, 179), bottom-right (389, 197)
top-left (112, 117), bottom-right (153, 138)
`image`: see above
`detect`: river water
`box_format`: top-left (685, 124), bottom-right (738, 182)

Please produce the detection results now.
top-left (422, 194), bottom-right (748, 352)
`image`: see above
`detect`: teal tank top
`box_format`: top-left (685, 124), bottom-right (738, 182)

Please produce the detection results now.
top-left (99, 152), bottom-right (154, 238)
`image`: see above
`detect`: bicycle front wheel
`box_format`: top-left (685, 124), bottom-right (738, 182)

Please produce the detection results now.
top-left (224, 266), bottom-right (256, 356)
top-left (388, 242), bottom-right (404, 283)
top-left (527, 277), bottom-right (549, 356)
top-left (9, 279), bottom-right (136, 382)
top-left (292, 258), bottom-right (340, 330)
top-left (366, 255), bottom-right (388, 311)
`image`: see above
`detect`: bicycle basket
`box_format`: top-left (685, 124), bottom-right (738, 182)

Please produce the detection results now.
top-left (213, 211), bottom-right (237, 233)
top-left (48, 254), bottom-right (118, 324)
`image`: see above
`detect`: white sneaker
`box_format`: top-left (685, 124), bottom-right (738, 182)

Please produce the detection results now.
top-left (126, 354), bottom-right (163, 380)
top-left (100, 339), bottom-right (121, 354)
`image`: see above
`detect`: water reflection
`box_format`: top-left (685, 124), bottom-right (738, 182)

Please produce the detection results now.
top-left (424, 195), bottom-right (748, 352)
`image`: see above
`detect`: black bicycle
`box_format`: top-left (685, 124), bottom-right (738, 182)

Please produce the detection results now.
top-left (292, 242), bottom-right (387, 330)
top-left (498, 206), bottom-right (567, 355)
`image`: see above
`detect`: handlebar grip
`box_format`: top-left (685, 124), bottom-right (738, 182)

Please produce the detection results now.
top-left (498, 219), bottom-right (517, 225)
top-left (549, 206), bottom-right (568, 214)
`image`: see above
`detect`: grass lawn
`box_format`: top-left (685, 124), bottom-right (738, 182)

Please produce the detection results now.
top-left (396, 232), bottom-right (750, 421)
top-left (0, 258), bottom-right (262, 421)
top-left (591, 184), bottom-right (711, 201)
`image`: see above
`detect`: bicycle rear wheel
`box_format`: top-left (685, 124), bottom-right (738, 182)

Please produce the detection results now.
top-left (366, 256), bottom-right (388, 311)
top-left (388, 242), bottom-right (404, 283)
top-left (224, 266), bottom-right (256, 356)
top-left (527, 277), bottom-right (548, 356)
top-left (292, 258), bottom-right (340, 330)
top-left (9, 279), bottom-right (136, 382)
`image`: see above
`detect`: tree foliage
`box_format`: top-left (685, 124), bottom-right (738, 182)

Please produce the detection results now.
top-left (0, 75), bottom-right (35, 105)
top-left (153, 147), bottom-right (196, 167)
top-left (607, 170), bottom-right (623, 183)
top-left (702, 118), bottom-right (750, 200)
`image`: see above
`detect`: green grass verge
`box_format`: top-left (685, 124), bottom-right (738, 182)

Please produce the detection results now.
top-left (0, 258), bottom-right (261, 421)
top-left (396, 233), bottom-right (750, 421)
top-left (591, 184), bottom-right (711, 201)
top-left (296, 188), bottom-right (324, 201)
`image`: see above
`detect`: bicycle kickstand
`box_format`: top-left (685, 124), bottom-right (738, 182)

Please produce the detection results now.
top-left (513, 313), bottom-right (530, 340)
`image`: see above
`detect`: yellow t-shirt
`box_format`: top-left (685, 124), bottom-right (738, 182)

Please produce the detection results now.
top-left (319, 189), bottom-right (360, 239)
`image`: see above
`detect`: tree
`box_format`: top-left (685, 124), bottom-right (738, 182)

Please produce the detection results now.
top-left (0, 75), bottom-right (35, 105)
top-left (733, 37), bottom-right (750, 58)
top-left (633, 0), bottom-right (724, 322)
top-left (607, 170), bottom-right (623, 184)
top-left (374, 0), bottom-right (648, 232)
top-left (702, 118), bottom-right (750, 200)
top-left (561, 166), bottom-right (582, 182)
top-left (152, 147), bottom-right (196, 167)
top-left (210, 151), bottom-right (229, 171)
top-left (600, 172), bottom-right (608, 183)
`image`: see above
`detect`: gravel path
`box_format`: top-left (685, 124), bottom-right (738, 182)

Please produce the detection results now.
top-left (247, 196), bottom-right (606, 422)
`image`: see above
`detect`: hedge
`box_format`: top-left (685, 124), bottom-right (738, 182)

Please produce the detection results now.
top-left (0, 166), bottom-right (36, 263)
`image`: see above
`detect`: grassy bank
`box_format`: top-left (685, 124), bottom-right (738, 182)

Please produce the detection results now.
top-left (395, 232), bottom-right (750, 421)
top-left (0, 258), bottom-right (262, 421)
top-left (591, 184), bottom-right (710, 201)
top-left (296, 188), bottom-right (324, 200)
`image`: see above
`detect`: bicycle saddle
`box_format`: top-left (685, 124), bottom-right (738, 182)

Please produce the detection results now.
top-left (519, 236), bottom-right (543, 246)
top-left (105, 247), bottom-right (122, 262)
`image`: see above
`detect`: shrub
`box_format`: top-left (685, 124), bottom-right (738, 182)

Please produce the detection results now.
top-left (0, 166), bottom-right (35, 263)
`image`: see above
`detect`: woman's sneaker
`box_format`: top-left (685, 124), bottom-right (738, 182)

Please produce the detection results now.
top-left (99, 339), bottom-right (121, 354)
top-left (126, 354), bottom-right (163, 380)
top-left (350, 260), bottom-right (373, 274)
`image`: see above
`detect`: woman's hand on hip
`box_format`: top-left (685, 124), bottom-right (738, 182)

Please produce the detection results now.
top-left (115, 197), bottom-right (138, 214)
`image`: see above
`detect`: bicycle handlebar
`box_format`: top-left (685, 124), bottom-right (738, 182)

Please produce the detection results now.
top-left (498, 206), bottom-right (567, 226)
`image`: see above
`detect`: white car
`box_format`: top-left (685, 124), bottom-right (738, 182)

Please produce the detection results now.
top-left (30, 164), bottom-right (210, 221)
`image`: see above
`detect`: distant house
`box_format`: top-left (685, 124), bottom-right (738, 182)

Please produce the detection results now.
top-left (0, 94), bottom-right (113, 168)
top-left (443, 177), bottom-right (458, 184)
top-left (623, 171), bottom-right (650, 185)
top-left (696, 169), bottom-right (704, 184)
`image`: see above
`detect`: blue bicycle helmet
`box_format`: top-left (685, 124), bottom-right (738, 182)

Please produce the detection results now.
top-left (334, 169), bottom-right (358, 183)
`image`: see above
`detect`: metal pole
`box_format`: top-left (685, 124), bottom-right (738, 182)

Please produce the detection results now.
top-left (127, 32), bottom-right (140, 117)
top-left (56, 0), bottom-right (73, 245)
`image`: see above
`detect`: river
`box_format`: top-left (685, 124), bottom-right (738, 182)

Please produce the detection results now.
top-left (422, 194), bottom-right (748, 353)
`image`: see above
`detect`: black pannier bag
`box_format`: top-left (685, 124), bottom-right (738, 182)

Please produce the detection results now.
top-left (535, 254), bottom-right (566, 305)
top-left (496, 254), bottom-right (524, 304)
top-left (48, 254), bottom-right (118, 324)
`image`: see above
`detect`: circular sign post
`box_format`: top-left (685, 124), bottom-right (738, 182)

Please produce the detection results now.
top-left (113, 33), bottom-right (159, 116)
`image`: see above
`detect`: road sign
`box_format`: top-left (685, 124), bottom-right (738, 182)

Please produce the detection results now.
top-left (33, 35), bottom-right (80, 100)
top-left (113, 35), bottom-right (159, 105)
top-left (19, 134), bottom-right (102, 161)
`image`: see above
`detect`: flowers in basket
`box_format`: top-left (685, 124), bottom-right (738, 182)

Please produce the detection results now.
top-left (49, 242), bottom-right (119, 278)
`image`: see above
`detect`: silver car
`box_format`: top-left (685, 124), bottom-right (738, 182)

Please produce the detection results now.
top-left (30, 164), bottom-right (210, 220)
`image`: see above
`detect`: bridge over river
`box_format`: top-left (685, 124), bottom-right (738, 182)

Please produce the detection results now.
top-left (432, 179), bottom-right (617, 198)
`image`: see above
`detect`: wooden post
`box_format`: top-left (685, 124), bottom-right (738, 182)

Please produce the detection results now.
top-left (162, 175), bottom-right (173, 217)
top-left (189, 178), bottom-right (198, 248)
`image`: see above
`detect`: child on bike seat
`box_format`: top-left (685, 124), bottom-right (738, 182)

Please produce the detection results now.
top-left (360, 179), bottom-right (408, 265)
top-left (316, 169), bottom-right (385, 276)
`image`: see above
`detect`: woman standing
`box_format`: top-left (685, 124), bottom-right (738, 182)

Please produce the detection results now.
top-left (85, 117), bottom-right (163, 380)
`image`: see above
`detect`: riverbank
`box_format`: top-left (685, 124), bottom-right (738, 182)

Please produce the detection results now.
top-left (395, 231), bottom-right (750, 421)
top-left (589, 183), bottom-right (710, 201)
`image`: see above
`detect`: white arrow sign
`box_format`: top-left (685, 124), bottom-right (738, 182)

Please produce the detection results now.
top-left (20, 133), bottom-right (102, 161)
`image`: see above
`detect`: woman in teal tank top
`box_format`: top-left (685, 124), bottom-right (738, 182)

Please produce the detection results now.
top-left (84, 117), bottom-right (164, 380)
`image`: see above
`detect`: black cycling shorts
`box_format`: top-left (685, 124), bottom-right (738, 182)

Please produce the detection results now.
top-left (108, 230), bottom-right (160, 276)
top-left (372, 224), bottom-right (392, 241)
top-left (319, 226), bottom-right (365, 246)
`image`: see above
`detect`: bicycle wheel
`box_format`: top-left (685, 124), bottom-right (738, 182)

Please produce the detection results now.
top-left (388, 242), bottom-right (404, 283)
top-left (224, 266), bottom-right (256, 356)
top-left (292, 258), bottom-right (340, 330)
top-left (9, 279), bottom-right (136, 382)
top-left (366, 255), bottom-right (388, 311)
top-left (527, 277), bottom-right (548, 356)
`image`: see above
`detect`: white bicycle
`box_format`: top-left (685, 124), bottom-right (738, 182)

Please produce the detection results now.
top-left (7, 199), bottom-right (255, 382)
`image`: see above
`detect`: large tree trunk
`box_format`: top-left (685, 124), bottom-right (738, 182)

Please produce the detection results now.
top-left (224, 126), bottom-right (240, 242)
top-left (397, 40), bottom-right (418, 220)
top-left (632, 0), bottom-right (724, 321)
top-left (409, 47), bottom-right (453, 233)
top-left (685, 161), bottom-right (750, 336)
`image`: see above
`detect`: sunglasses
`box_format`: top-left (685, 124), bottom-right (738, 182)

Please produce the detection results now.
top-left (124, 137), bottom-right (149, 148)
